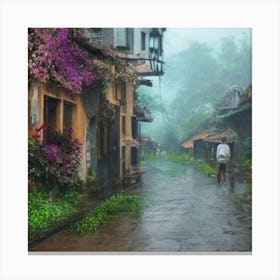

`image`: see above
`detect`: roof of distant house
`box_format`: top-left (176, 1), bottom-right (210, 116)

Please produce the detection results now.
top-left (205, 129), bottom-right (236, 143)
top-left (181, 129), bottom-right (209, 149)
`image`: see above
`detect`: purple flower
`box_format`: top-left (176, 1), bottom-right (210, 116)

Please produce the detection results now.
top-left (28, 28), bottom-right (95, 94)
top-left (43, 144), bottom-right (60, 162)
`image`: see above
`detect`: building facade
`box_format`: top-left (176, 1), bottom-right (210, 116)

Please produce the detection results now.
top-left (28, 28), bottom-right (166, 188)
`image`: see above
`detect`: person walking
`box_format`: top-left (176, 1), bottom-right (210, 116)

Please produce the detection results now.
top-left (156, 144), bottom-right (161, 156)
top-left (216, 137), bottom-right (231, 183)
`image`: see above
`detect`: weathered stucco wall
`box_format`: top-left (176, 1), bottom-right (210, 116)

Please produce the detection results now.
top-left (28, 82), bottom-right (88, 181)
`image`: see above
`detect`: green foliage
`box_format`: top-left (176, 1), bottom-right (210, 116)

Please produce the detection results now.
top-left (146, 153), bottom-right (191, 164)
top-left (135, 86), bottom-right (167, 115)
top-left (191, 160), bottom-right (216, 177)
top-left (28, 125), bottom-right (82, 191)
top-left (71, 193), bottom-right (144, 234)
top-left (142, 33), bottom-right (251, 151)
top-left (240, 137), bottom-right (252, 170)
top-left (145, 153), bottom-right (216, 176)
top-left (28, 189), bottom-right (81, 239)
top-left (145, 153), bottom-right (216, 177)
top-left (86, 175), bottom-right (104, 195)
top-left (58, 187), bottom-right (82, 206)
top-left (28, 137), bottom-right (41, 179)
top-left (242, 137), bottom-right (252, 158)
top-left (234, 183), bottom-right (252, 206)
top-left (241, 159), bottom-right (251, 170)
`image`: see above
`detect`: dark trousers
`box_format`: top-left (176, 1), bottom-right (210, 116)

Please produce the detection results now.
top-left (217, 163), bottom-right (227, 182)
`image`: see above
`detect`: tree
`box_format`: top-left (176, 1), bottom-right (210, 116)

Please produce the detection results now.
top-left (141, 34), bottom-right (252, 151)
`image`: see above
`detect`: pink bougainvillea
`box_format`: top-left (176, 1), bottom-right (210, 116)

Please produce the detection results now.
top-left (28, 28), bottom-right (96, 94)
top-left (28, 28), bottom-right (139, 94)
top-left (28, 124), bottom-right (82, 186)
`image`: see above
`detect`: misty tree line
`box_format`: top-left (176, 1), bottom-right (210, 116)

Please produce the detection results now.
top-left (136, 33), bottom-right (252, 152)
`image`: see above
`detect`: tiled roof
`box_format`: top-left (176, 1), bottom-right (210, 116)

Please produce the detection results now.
top-left (182, 129), bottom-right (209, 149)
top-left (205, 129), bottom-right (235, 143)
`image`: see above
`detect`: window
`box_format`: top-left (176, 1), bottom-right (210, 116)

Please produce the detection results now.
top-left (44, 96), bottom-right (58, 129)
top-left (63, 101), bottom-right (73, 132)
top-left (141, 31), bottom-right (146, 50)
top-left (120, 80), bottom-right (126, 105)
top-left (122, 116), bottom-right (126, 136)
top-left (88, 28), bottom-right (103, 44)
top-left (131, 117), bottom-right (137, 139)
top-left (131, 147), bottom-right (138, 166)
top-left (116, 28), bottom-right (128, 48)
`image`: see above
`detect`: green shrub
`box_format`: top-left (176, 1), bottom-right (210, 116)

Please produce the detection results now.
top-left (70, 193), bottom-right (144, 234)
top-left (145, 153), bottom-right (216, 176)
top-left (58, 187), bottom-right (82, 206)
top-left (191, 160), bottom-right (216, 176)
top-left (28, 189), bottom-right (81, 239)
top-left (234, 183), bottom-right (252, 206)
top-left (87, 176), bottom-right (104, 195)
top-left (240, 137), bottom-right (252, 170)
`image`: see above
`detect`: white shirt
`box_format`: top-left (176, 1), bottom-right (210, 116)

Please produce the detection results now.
top-left (216, 143), bottom-right (231, 163)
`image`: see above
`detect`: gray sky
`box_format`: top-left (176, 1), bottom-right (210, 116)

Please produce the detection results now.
top-left (164, 28), bottom-right (251, 58)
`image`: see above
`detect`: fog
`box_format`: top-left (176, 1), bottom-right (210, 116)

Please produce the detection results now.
top-left (136, 28), bottom-right (251, 151)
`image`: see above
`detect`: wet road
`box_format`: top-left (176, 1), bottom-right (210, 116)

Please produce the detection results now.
top-left (31, 161), bottom-right (252, 253)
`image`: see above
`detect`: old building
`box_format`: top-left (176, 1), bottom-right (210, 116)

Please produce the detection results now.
top-left (181, 129), bottom-right (209, 157)
top-left (202, 129), bottom-right (237, 161)
top-left (28, 28), bottom-right (166, 188)
top-left (84, 28), bottom-right (166, 185)
top-left (181, 128), bottom-right (236, 161)
top-left (216, 85), bottom-right (252, 157)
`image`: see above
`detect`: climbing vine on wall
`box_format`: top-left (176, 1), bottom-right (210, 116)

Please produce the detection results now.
top-left (28, 28), bottom-right (138, 95)
top-left (28, 28), bottom-right (96, 94)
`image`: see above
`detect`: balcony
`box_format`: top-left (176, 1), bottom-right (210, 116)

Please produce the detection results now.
top-left (134, 106), bottom-right (153, 122)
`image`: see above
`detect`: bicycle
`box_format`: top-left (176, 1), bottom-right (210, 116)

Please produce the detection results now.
top-left (219, 169), bottom-right (225, 184)
top-left (217, 163), bottom-right (226, 184)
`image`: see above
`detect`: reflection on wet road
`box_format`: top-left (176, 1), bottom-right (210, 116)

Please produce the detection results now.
top-left (32, 161), bottom-right (252, 253)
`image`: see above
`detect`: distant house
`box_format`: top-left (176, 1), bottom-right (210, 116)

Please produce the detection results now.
top-left (181, 86), bottom-right (251, 162)
top-left (139, 136), bottom-right (158, 157)
top-left (182, 128), bottom-right (237, 161)
top-left (217, 85), bottom-right (252, 156)
top-left (216, 85), bottom-right (245, 113)
top-left (181, 129), bottom-right (209, 149)
top-left (181, 129), bottom-right (209, 157)
top-left (203, 129), bottom-right (237, 161)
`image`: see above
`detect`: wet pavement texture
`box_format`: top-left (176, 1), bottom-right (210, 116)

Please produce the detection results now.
top-left (31, 161), bottom-right (252, 253)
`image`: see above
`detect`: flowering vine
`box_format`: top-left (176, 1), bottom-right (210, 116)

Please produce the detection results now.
top-left (28, 28), bottom-right (139, 95)
top-left (28, 28), bottom-right (96, 94)
top-left (28, 124), bottom-right (82, 187)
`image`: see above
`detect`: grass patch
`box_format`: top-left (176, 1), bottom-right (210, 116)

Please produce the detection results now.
top-left (191, 160), bottom-right (216, 177)
top-left (234, 183), bottom-right (252, 206)
top-left (146, 153), bottom-right (191, 164)
top-left (145, 153), bottom-right (216, 177)
top-left (28, 189), bottom-right (81, 239)
top-left (70, 193), bottom-right (145, 234)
